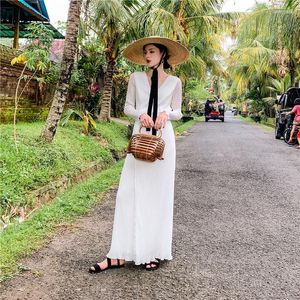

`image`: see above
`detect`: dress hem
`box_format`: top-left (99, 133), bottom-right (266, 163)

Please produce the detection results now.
top-left (106, 254), bottom-right (173, 265)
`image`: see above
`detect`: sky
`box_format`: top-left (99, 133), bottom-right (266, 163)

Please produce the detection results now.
top-left (44, 0), bottom-right (268, 26)
top-left (221, 0), bottom-right (267, 12)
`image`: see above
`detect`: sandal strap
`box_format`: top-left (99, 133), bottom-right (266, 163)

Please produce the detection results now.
top-left (107, 257), bottom-right (111, 268)
top-left (93, 264), bottom-right (102, 272)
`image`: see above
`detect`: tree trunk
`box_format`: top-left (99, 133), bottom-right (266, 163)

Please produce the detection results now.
top-left (41, 0), bottom-right (82, 142)
top-left (288, 58), bottom-right (296, 87)
top-left (98, 59), bottom-right (115, 122)
top-left (290, 67), bottom-right (295, 87)
top-left (13, 6), bottom-right (20, 49)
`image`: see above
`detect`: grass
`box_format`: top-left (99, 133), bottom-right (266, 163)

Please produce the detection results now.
top-left (173, 116), bottom-right (204, 135)
top-left (0, 121), bottom-right (128, 213)
top-left (262, 117), bottom-right (275, 128)
top-left (0, 160), bottom-right (124, 281)
top-left (0, 116), bottom-right (201, 280)
top-left (237, 115), bottom-right (274, 132)
top-left (95, 121), bottom-right (129, 151)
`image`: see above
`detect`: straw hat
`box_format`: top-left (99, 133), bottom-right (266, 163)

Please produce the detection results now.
top-left (123, 36), bottom-right (189, 66)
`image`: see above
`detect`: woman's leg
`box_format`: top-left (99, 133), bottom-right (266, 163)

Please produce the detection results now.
top-left (288, 125), bottom-right (296, 143)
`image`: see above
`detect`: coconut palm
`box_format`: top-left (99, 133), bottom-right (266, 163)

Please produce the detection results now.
top-left (90, 0), bottom-right (146, 122)
top-left (231, 1), bottom-right (300, 87)
top-left (226, 0), bottom-right (299, 101)
top-left (285, 0), bottom-right (300, 9)
top-left (41, 0), bottom-right (83, 142)
top-left (88, 0), bottom-right (236, 121)
top-left (227, 39), bottom-right (276, 95)
top-left (134, 0), bottom-right (233, 82)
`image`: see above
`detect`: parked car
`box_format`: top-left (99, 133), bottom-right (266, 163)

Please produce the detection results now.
top-left (275, 87), bottom-right (300, 139)
top-left (204, 99), bottom-right (225, 122)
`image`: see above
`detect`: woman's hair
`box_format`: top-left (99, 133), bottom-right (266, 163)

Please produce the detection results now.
top-left (294, 98), bottom-right (300, 105)
top-left (143, 43), bottom-right (171, 69)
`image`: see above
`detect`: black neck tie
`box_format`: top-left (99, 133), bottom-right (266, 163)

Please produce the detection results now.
top-left (146, 68), bottom-right (158, 136)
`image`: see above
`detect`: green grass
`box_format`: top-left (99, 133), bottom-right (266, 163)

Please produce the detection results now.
top-left (95, 121), bottom-right (129, 151)
top-left (173, 116), bottom-right (203, 135)
top-left (262, 117), bottom-right (275, 128)
top-left (0, 121), bottom-right (128, 212)
top-left (0, 160), bottom-right (124, 280)
top-left (237, 115), bottom-right (274, 132)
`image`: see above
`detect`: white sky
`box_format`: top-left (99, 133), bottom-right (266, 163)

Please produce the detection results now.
top-left (44, 0), bottom-right (268, 26)
top-left (221, 0), bottom-right (267, 12)
top-left (44, 0), bottom-right (69, 26)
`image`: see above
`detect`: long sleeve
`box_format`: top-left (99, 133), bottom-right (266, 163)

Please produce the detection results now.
top-left (166, 78), bottom-right (183, 120)
top-left (124, 73), bottom-right (140, 120)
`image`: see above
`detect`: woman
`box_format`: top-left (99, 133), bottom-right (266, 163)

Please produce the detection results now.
top-left (286, 98), bottom-right (300, 147)
top-left (89, 36), bottom-right (189, 272)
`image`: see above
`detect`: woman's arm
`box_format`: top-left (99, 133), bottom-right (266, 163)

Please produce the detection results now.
top-left (166, 78), bottom-right (183, 121)
top-left (286, 106), bottom-right (298, 115)
top-left (124, 73), bottom-right (140, 120)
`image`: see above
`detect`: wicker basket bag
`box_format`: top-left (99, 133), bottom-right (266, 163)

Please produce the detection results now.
top-left (127, 127), bottom-right (165, 162)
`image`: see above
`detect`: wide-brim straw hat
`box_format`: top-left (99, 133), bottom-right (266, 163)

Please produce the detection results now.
top-left (123, 36), bottom-right (189, 66)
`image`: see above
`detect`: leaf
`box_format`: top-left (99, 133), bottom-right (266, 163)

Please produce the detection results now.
top-left (11, 57), bottom-right (18, 65)
top-left (60, 108), bottom-right (83, 126)
top-left (83, 115), bottom-right (89, 134)
top-left (86, 111), bottom-right (97, 129)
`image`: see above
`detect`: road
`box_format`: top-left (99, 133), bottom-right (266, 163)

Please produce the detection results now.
top-left (1, 113), bottom-right (300, 299)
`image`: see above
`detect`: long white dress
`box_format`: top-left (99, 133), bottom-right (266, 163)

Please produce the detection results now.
top-left (106, 71), bottom-right (183, 265)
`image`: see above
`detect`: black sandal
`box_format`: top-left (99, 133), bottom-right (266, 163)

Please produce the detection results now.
top-left (144, 258), bottom-right (161, 271)
top-left (89, 257), bottom-right (125, 273)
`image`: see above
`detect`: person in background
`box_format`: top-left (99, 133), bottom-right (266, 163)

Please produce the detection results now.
top-left (286, 98), bottom-right (300, 147)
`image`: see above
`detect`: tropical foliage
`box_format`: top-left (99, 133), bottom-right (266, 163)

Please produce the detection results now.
top-left (7, 0), bottom-right (300, 140)
top-left (41, 0), bottom-right (83, 142)
top-left (73, 0), bottom-right (231, 123)
top-left (225, 0), bottom-right (300, 118)
top-left (11, 23), bottom-right (54, 149)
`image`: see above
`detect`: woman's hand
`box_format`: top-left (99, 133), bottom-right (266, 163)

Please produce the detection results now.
top-left (154, 111), bottom-right (169, 130)
top-left (139, 113), bottom-right (154, 128)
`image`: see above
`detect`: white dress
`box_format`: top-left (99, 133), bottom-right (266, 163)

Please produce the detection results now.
top-left (106, 71), bottom-right (183, 265)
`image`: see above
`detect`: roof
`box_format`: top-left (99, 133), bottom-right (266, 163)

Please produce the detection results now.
top-left (0, 0), bottom-right (64, 39)
top-left (1, 0), bottom-right (50, 22)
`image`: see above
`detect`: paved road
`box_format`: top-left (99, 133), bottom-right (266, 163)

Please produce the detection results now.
top-left (1, 114), bottom-right (300, 299)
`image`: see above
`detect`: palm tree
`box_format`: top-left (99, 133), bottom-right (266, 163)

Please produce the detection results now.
top-left (134, 0), bottom-right (232, 82)
top-left (232, 1), bottom-right (300, 87)
top-left (227, 39), bottom-right (276, 95)
top-left (91, 0), bottom-right (145, 122)
top-left (41, 0), bottom-right (83, 142)
top-left (87, 0), bottom-right (234, 121)
top-left (286, 0), bottom-right (300, 9)
top-left (225, 1), bottom-right (300, 116)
